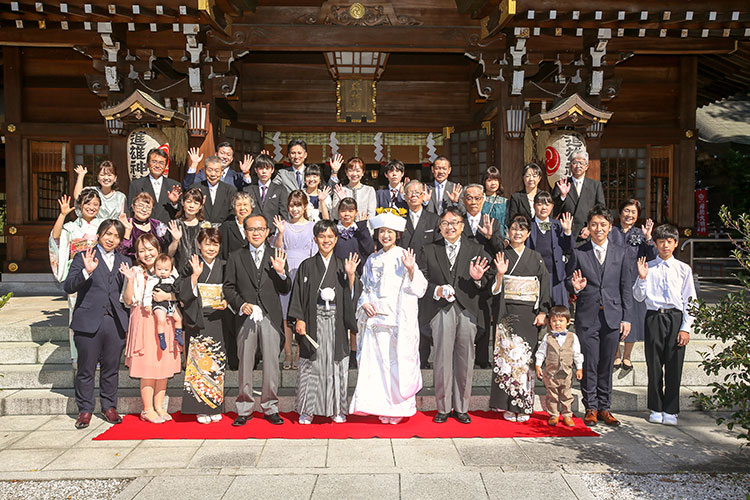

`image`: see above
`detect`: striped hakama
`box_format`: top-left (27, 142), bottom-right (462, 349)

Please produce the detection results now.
top-left (295, 305), bottom-right (349, 417)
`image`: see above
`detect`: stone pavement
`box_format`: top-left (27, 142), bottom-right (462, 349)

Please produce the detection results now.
top-left (0, 411), bottom-right (747, 499)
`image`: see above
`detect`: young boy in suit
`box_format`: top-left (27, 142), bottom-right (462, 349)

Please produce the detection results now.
top-left (634, 224), bottom-right (696, 426)
top-left (536, 306), bottom-right (583, 427)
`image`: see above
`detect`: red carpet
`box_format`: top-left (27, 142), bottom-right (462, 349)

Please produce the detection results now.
top-left (93, 411), bottom-right (598, 440)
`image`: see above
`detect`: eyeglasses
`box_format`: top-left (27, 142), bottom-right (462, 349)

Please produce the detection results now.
top-left (244, 227), bottom-right (268, 233)
top-left (133, 203), bottom-right (152, 210)
top-left (149, 160), bottom-right (167, 167)
top-left (406, 191), bottom-right (423, 197)
top-left (463, 196), bottom-right (484, 202)
top-left (439, 220), bottom-right (464, 228)
top-left (571, 160), bottom-right (587, 166)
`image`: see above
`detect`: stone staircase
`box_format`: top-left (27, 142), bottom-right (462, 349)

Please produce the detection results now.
top-left (0, 295), bottom-right (726, 416)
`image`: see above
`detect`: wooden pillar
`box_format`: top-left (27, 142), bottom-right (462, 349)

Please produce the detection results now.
top-left (4, 47), bottom-right (25, 272)
top-left (586, 137), bottom-right (601, 181)
top-left (498, 84), bottom-right (524, 194)
top-left (676, 56), bottom-right (697, 231)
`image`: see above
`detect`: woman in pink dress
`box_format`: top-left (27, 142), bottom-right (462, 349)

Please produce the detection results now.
top-left (120, 233), bottom-right (182, 424)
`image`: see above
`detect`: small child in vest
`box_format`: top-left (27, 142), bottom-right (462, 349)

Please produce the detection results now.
top-left (535, 306), bottom-right (583, 426)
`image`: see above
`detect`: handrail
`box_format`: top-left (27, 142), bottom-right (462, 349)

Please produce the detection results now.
top-left (679, 237), bottom-right (737, 280)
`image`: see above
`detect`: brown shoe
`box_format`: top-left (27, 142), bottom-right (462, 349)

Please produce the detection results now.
top-left (583, 409), bottom-right (598, 427)
top-left (598, 410), bottom-right (621, 427)
top-left (547, 415), bottom-right (559, 426)
top-left (101, 407), bottom-right (123, 424)
top-left (75, 412), bottom-right (92, 430)
top-left (562, 415), bottom-right (575, 427)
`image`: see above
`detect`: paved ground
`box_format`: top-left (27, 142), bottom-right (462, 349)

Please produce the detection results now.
top-left (0, 411), bottom-right (747, 499)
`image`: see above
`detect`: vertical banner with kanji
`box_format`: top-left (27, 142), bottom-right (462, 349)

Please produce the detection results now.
top-left (695, 188), bottom-right (708, 236)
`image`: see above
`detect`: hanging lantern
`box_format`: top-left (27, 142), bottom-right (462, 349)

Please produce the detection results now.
top-left (105, 117), bottom-right (125, 136)
top-left (544, 130), bottom-right (586, 188)
top-left (585, 121), bottom-right (605, 139)
top-left (505, 107), bottom-right (526, 139)
top-left (188, 102), bottom-right (209, 137)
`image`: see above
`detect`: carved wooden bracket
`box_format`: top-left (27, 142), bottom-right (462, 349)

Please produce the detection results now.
top-left (299, 1), bottom-right (422, 26)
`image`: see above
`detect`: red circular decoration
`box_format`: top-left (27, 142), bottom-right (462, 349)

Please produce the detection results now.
top-left (545, 146), bottom-right (560, 176)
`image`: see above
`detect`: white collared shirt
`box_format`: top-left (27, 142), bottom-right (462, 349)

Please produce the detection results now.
top-left (535, 331), bottom-right (584, 370)
top-left (409, 208), bottom-right (422, 228)
top-left (467, 212), bottom-right (481, 236)
top-left (207, 181), bottom-right (219, 204)
top-left (235, 218), bottom-right (247, 240)
top-left (248, 243), bottom-right (264, 263)
top-left (634, 256), bottom-right (697, 331)
top-left (572, 176), bottom-right (584, 196)
top-left (149, 175), bottom-right (163, 203)
top-left (592, 239), bottom-right (608, 264)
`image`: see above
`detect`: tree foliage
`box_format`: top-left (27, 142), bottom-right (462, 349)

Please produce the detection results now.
top-left (690, 206), bottom-right (750, 444)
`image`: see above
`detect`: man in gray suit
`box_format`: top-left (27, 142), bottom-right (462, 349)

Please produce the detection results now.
top-left (273, 138), bottom-right (341, 193)
top-left (418, 207), bottom-right (495, 424)
top-left (551, 150), bottom-right (606, 245)
top-left (424, 156), bottom-right (465, 216)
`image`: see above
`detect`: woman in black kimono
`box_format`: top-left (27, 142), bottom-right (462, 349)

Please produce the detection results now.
top-left (177, 227), bottom-right (230, 424)
top-left (490, 214), bottom-right (551, 422)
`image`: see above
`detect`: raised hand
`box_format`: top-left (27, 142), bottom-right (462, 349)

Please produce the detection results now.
top-left (319, 185), bottom-right (331, 201)
top-left (187, 147), bottom-right (204, 168)
top-left (556, 178), bottom-right (571, 197)
top-left (401, 248), bottom-right (416, 274)
top-left (560, 212), bottom-right (573, 235)
top-left (447, 183), bottom-right (463, 203)
top-left (167, 220), bottom-right (183, 241)
top-left (273, 215), bottom-right (286, 234)
top-left (356, 211), bottom-right (369, 222)
top-left (239, 154), bottom-right (254, 175)
top-left (571, 269), bottom-right (587, 291)
top-left (424, 186), bottom-right (433, 203)
top-left (189, 254), bottom-right (204, 279)
top-left (400, 177), bottom-right (409, 194)
top-left (469, 256), bottom-right (490, 280)
top-left (494, 252), bottom-right (509, 276)
top-left (167, 184), bottom-right (182, 204)
top-left (119, 262), bottom-right (136, 280)
top-left (579, 226), bottom-right (590, 240)
top-left (642, 218), bottom-right (654, 241)
top-left (329, 153), bottom-right (344, 174)
top-left (118, 212), bottom-right (133, 231)
top-left (82, 248), bottom-right (99, 274)
top-left (344, 252), bottom-right (361, 276)
top-left (636, 256), bottom-right (649, 280)
top-left (58, 194), bottom-right (75, 217)
top-left (478, 214), bottom-right (495, 238)
top-left (270, 248), bottom-right (287, 274)
top-left (333, 183), bottom-right (348, 202)
top-left (74, 164), bottom-right (88, 177)
top-left (260, 148), bottom-right (271, 157)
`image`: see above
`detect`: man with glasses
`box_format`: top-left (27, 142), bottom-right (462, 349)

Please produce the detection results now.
top-left (223, 214), bottom-right (291, 426)
top-left (418, 207), bottom-right (495, 424)
top-left (400, 179), bottom-right (441, 368)
top-left (128, 148), bottom-right (182, 224)
top-left (552, 150), bottom-right (606, 245)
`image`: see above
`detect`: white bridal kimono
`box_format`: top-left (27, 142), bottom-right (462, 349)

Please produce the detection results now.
top-left (349, 246), bottom-right (428, 417)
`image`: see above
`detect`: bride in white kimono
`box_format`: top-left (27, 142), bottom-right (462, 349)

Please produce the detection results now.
top-left (349, 212), bottom-right (428, 424)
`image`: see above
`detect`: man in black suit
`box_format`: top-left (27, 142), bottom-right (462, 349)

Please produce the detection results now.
top-left (223, 214), bottom-right (291, 426)
top-left (188, 155), bottom-right (235, 224)
top-left (243, 153), bottom-right (288, 227)
top-left (566, 204), bottom-right (633, 428)
top-left (183, 142), bottom-right (251, 190)
top-left (128, 148), bottom-right (181, 224)
top-left (552, 150), bottom-right (606, 244)
top-left (63, 220), bottom-right (130, 429)
top-left (418, 207), bottom-right (495, 424)
top-left (424, 156), bottom-right (465, 216)
top-left (461, 184), bottom-right (504, 368)
top-left (375, 159), bottom-right (408, 211)
top-left (399, 179), bottom-right (440, 368)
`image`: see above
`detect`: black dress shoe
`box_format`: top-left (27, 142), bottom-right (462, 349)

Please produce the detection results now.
top-left (433, 412), bottom-right (449, 423)
top-left (75, 412), bottom-right (92, 430)
top-left (232, 414), bottom-right (252, 426)
top-left (452, 411), bottom-right (472, 424)
top-left (420, 362), bottom-right (432, 369)
top-left (264, 413), bottom-right (284, 425)
top-left (475, 362), bottom-right (491, 369)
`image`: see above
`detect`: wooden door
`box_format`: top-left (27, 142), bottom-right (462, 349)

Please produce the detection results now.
top-left (647, 145), bottom-right (674, 224)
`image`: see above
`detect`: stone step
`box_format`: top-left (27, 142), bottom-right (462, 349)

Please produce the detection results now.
top-left (0, 385), bottom-right (710, 416)
top-left (0, 361), bottom-right (727, 392)
top-left (0, 326), bottom-right (69, 343)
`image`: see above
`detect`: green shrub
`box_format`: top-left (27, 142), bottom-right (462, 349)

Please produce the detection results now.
top-left (690, 206), bottom-right (750, 445)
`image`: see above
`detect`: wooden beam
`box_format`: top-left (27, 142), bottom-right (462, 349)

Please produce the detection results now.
top-left (207, 24), bottom-right (481, 52)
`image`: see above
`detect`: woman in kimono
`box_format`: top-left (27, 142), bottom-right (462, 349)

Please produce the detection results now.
top-left (49, 188), bottom-right (102, 367)
top-left (287, 220), bottom-right (360, 425)
top-left (610, 198), bottom-right (656, 371)
top-left (489, 214), bottom-right (551, 422)
top-left (481, 166), bottom-right (508, 239)
top-left (176, 227), bottom-right (230, 424)
top-left (349, 212), bottom-right (428, 424)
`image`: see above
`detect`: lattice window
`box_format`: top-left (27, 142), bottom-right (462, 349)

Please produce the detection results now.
top-left (29, 141), bottom-right (70, 221)
top-left (449, 128), bottom-right (490, 185)
top-left (648, 145), bottom-right (673, 224)
top-left (73, 143), bottom-right (109, 188)
top-left (224, 127), bottom-right (262, 162)
top-left (600, 148), bottom-right (647, 217)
